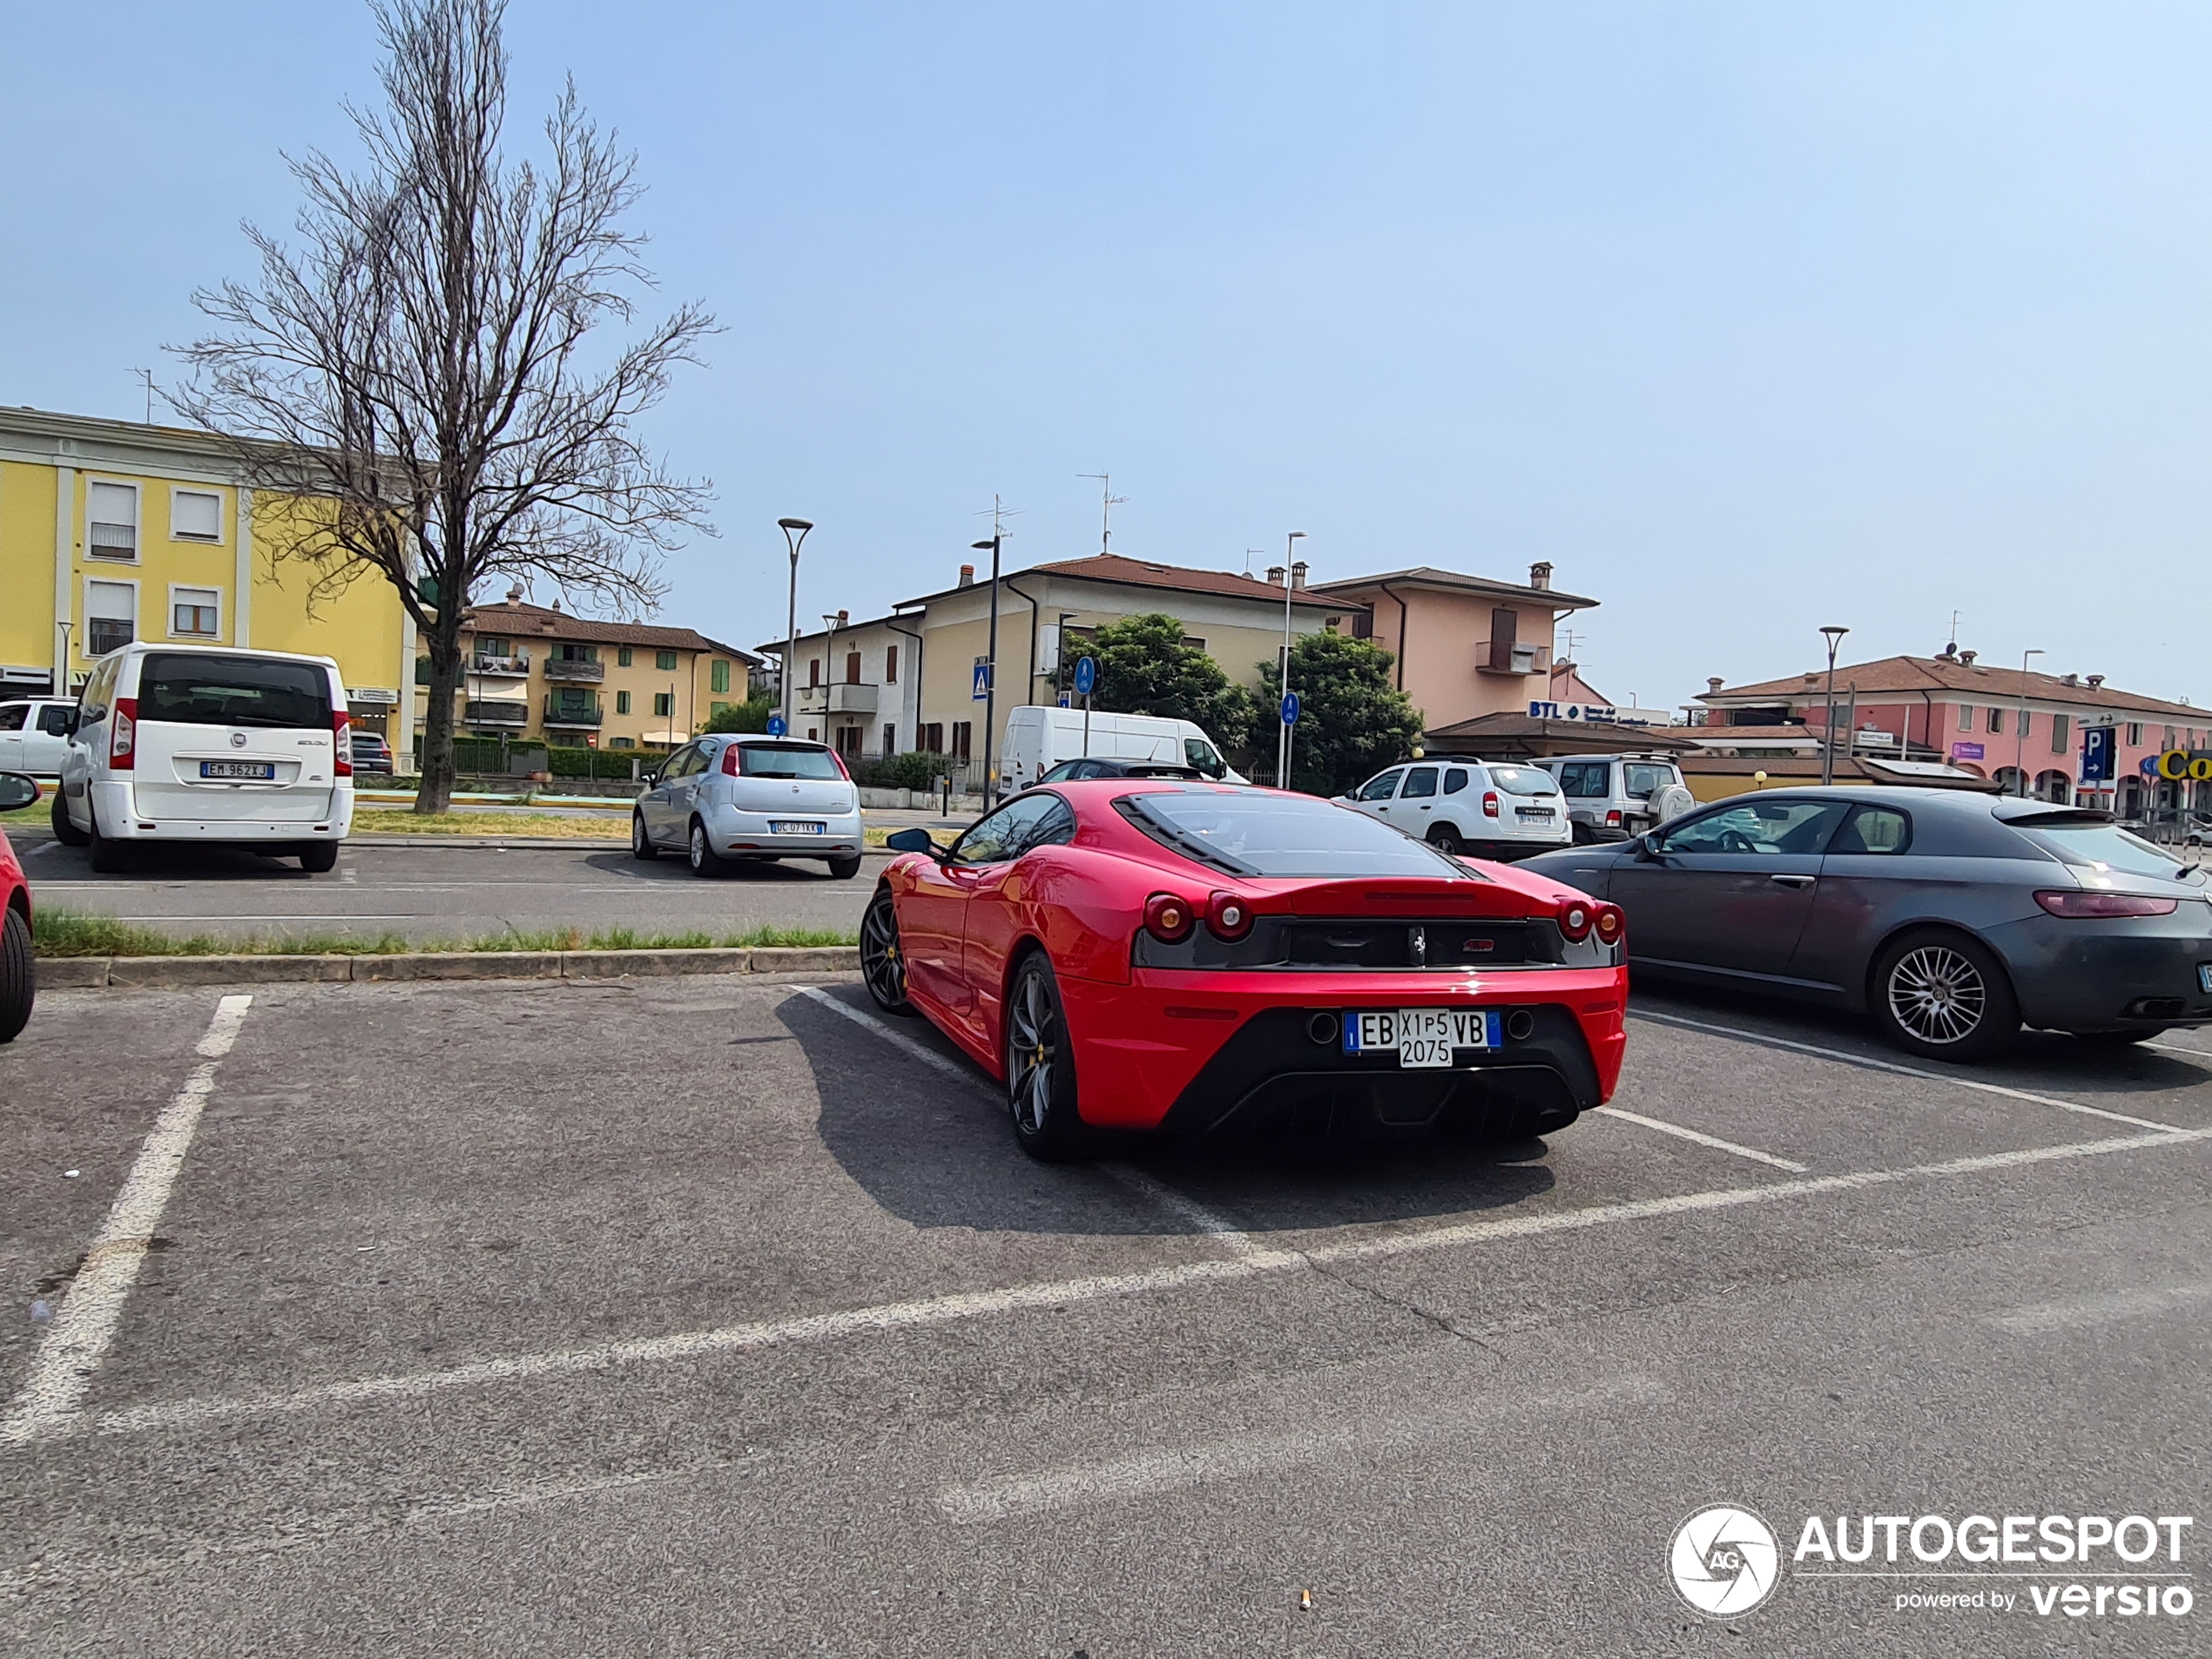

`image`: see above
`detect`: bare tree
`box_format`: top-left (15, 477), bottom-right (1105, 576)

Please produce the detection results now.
top-left (172, 0), bottom-right (715, 811)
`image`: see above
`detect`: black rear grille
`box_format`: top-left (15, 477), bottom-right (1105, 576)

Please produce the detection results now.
top-left (1137, 915), bottom-right (1554, 970)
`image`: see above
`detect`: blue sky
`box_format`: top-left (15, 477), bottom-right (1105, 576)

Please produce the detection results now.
top-left (3, 3), bottom-right (2207, 713)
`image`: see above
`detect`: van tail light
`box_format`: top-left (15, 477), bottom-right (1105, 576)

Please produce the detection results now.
top-left (1605, 808), bottom-right (1622, 827)
top-left (1143, 892), bottom-right (1197, 943)
top-left (110, 697), bottom-right (137, 770)
top-left (2035, 890), bottom-right (2177, 918)
top-left (1593, 903), bottom-right (1624, 944)
top-left (1557, 899), bottom-right (1594, 942)
top-left (1482, 791), bottom-right (1500, 819)
top-left (1206, 891), bottom-right (1255, 941)
top-left (333, 710), bottom-right (352, 778)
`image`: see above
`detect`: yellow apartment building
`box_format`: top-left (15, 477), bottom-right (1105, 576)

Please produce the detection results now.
top-left (0, 406), bottom-right (417, 741)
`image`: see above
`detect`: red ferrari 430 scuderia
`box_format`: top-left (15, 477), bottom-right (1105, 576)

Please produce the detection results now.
top-left (867, 782), bottom-right (1628, 1159)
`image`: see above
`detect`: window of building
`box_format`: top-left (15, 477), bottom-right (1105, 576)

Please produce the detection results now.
top-left (617, 646), bottom-right (633, 667)
top-left (610, 736), bottom-right (635, 749)
top-left (1986, 707), bottom-right (2004, 734)
top-left (171, 489), bottom-right (222, 543)
top-left (881, 722), bottom-right (898, 753)
top-left (922, 723), bottom-right (943, 753)
top-left (556, 643), bottom-right (597, 661)
top-left (835, 725), bottom-right (861, 758)
top-left (653, 692), bottom-right (672, 718)
top-left (1352, 612), bottom-right (1373, 640)
top-left (711, 658), bottom-right (730, 694)
top-left (2019, 711), bottom-right (2032, 739)
top-left (170, 585), bottom-right (221, 637)
top-left (809, 658), bottom-right (821, 687)
top-left (845, 651), bottom-right (861, 685)
top-left (952, 720), bottom-right (972, 759)
top-left (886, 645), bottom-right (899, 684)
top-left (2050, 712), bottom-right (2070, 754)
top-left (86, 578), bottom-right (136, 655)
top-left (2126, 723), bottom-right (2142, 746)
top-left (657, 650), bottom-right (678, 671)
top-left (87, 481), bottom-right (138, 561)
top-left (2165, 727), bottom-right (2177, 750)
top-left (616, 690), bottom-right (631, 714)
top-left (1957, 703), bottom-right (1973, 731)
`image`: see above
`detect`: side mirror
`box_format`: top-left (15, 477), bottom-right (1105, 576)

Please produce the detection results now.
top-left (886, 826), bottom-right (948, 860)
top-left (1630, 833), bottom-right (1657, 861)
top-left (0, 772), bottom-right (41, 811)
top-left (641, 770), bottom-right (659, 787)
top-left (64, 709), bottom-right (82, 737)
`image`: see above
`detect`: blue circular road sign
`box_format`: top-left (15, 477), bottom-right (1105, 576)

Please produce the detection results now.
top-left (1073, 656), bottom-right (1098, 696)
top-left (1280, 691), bottom-right (1301, 725)
top-left (765, 714), bottom-right (787, 737)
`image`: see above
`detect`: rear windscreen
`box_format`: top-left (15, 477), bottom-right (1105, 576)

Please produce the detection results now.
top-left (738, 743), bottom-right (844, 779)
top-left (2014, 821), bottom-right (2195, 882)
top-left (1487, 765), bottom-right (1561, 797)
top-left (1118, 790), bottom-right (1474, 880)
top-left (138, 653), bottom-right (332, 730)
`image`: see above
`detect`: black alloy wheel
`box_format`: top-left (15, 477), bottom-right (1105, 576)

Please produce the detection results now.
top-left (1005, 954), bottom-right (1088, 1160)
top-left (860, 888), bottom-right (915, 1015)
top-left (1870, 928), bottom-right (2020, 1062)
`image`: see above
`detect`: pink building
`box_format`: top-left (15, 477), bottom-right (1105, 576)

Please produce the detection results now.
top-left (1699, 650), bottom-right (2209, 818)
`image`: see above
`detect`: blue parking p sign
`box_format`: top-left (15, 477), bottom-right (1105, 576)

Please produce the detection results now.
top-left (2080, 724), bottom-right (2116, 782)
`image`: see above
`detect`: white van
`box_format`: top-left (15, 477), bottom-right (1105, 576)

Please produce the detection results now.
top-left (54, 643), bottom-right (355, 873)
top-left (1000, 705), bottom-right (1245, 793)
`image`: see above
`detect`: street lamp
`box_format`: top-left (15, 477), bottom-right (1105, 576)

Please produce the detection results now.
top-left (973, 536), bottom-right (1003, 807)
top-left (1818, 625), bottom-right (1850, 787)
top-left (777, 517), bottom-right (813, 738)
top-left (1278, 531), bottom-right (1307, 788)
top-left (2016, 649), bottom-right (2044, 797)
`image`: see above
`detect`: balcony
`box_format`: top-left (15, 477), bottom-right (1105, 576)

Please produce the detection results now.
top-left (469, 651), bottom-right (531, 678)
top-left (799, 682), bottom-right (880, 715)
top-left (1476, 642), bottom-right (1550, 677)
top-left (543, 694), bottom-right (604, 729)
top-left (543, 657), bottom-right (606, 684)
top-left (464, 699), bottom-right (529, 727)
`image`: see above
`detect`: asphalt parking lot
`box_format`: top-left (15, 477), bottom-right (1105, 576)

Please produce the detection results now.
top-left (2, 973), bottom-right (2207, 1656)
top-left (10, 837), bottom-right (882, 942)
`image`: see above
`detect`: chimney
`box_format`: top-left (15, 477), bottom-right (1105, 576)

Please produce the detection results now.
top-left (550, 597), bottom-right (562, 613)
top-left (1529, 561), bottom-right (1553, 590)
top-left (958, 563), bottom-right (974, 587)
top-left (2061, 671), bottom-right (2079, 687)
top-left (837, 609), bottom-right (849, 624)
top-left (1707, 677), bottom-right (1724, 693)
top-left (1291, 560), bottom-right (1308, 590)
top-left (2087, 673), bottom-right (2105, 689)
top-left (1265, 565), bottom-right (1285, 585)
top-left (1958, 650), bottom-right (1976, 666)
top-left (507, 583), bottom-right (523, 604)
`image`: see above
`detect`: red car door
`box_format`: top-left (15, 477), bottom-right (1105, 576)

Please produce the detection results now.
top-left (898, 856), bottom-right (980, 1015)
top-left (958, 794), bottom-right (1076, 1052)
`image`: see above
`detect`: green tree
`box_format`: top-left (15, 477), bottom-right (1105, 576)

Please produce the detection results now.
top-left (702, 692), bottom-right (776, 734)
top-left (1257, 631), bottom-right (1425, 795)
top-left (1085, 613), bottom-right (1258, 748)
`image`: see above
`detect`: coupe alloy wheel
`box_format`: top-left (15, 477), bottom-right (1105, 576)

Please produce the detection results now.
top-left (1885, 945), bottom-right (1986, 1046)
top-left (860, 892), bottom-right (911, 1013)
top-left (1006, 968), bottom-right (1061, 1139)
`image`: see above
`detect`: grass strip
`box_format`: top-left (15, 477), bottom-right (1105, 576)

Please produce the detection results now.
top-left (30, 906), bottom-right (853, 960)
top-left (349, 809), bottom-right (626, 838)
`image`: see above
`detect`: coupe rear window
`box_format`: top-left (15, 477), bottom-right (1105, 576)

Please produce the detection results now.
top-left (737, 743), bottom-right (843, 779)
top-left (1487, 765), bottom-right (1560, 797)
top-left (1117, 790), bottom-right (1473, 880)
top-left (2014, 821), bottom-right (2195, 883)
top-left (137, 653), bottom-right (331, 729)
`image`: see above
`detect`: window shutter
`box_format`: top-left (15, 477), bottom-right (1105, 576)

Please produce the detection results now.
top-left (1488, 608), bottom-right (1517, 671)
top-left (88, 482), bottom-right (138, 557)
top-left (172, 491), bottom-right (222, 541)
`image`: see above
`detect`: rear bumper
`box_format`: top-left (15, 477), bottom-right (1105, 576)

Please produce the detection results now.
top-left (1059, 964), bottom-right (1628, 1135)
top-left (92, 780), bottom-right (352, 842)
top-left (1990, 911), bottom-right (2212, 1030)
top-left (703, 802), bottom-right (863, 859)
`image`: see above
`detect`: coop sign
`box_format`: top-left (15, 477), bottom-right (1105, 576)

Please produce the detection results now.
top-left (2155, 750), bottom-right (2212, 781)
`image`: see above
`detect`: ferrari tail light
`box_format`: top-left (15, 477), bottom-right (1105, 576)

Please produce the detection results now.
top-left (1206, 891), bottom-right (1255, 941)
top-left (333, 710), bottom-right (353, 778)
top-left (2035, 890), bottom-right (2177, 918)
top-left (1593, 902), bottom-right (1624, 944)
top-left (110, 696), bottom-right (138, 770)
top-left (1481, 791), bottom-right (1500, 819)
top-left (1143, 892), bottom-right (1197, 943)
top-left (1558, 899), bottom-right (1594, 942)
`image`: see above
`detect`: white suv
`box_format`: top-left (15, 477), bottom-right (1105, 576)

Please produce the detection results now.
top-left (53, 643), bottom-right (354, 874)
top-left (1539, 752), bottom-right (1695, 842)
top-left (1338, 759), bottom-right (1572, 860)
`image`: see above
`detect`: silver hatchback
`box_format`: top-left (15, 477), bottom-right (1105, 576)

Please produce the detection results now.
top-left (631, 736), bottom-right (865, 878)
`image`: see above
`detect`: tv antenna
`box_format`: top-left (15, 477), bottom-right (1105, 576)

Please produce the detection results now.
top-left (973, 494), bottom-right (1022, 544)
top-left (1244, 550), bottom-right (1265, 578)
top-left (132, 368), bottom-right (156, 424)
top-left (1945, 609), bottom-right (1960, 654)
top-left (1076, 474), bottom-right (1125, 555)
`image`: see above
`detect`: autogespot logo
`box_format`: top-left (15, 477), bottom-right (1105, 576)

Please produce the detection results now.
top-left (1671, 1505), bottom-right (1783, 1618)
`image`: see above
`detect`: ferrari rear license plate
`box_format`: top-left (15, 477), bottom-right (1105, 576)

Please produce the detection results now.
top-left (1344, 1008), bottom-right (1501, 1068)
top-left (770, 821), bottom-right (826, 834)
top-left (199, 761), bottom-right (275, 780)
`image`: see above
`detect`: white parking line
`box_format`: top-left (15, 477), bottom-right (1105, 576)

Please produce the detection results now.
top-left (58, 1121), bottom-right (2207, 1446)
top-left (1594, 1106), bottom-right (1809, 1172)
top-left (1100, 1163), bottom-right (1259, 1255)
top-left (1634, 1008), bottom-right (2188, 1134)
top-left (792, 983), bottom-right (974, 1082)
top-left (1982, 1279), bottom-right (2212, 1335)
top-left (1, 995), bottom-right (253, 1447)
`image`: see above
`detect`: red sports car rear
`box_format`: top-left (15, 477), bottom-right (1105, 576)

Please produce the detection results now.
top-left (867, 782), bottom-right (1627, 1158)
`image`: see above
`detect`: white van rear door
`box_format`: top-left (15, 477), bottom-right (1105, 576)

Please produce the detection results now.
top-left (129, 651), bottom-right (338, 823)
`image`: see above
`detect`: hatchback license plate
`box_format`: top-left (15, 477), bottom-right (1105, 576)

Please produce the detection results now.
top-left (2200, 963), bottom-right (2212, 995)
top-left (1344, 1008), bottom-right (1501, 1068)
top-left (199, 761), bottom-right (275, 780)
top-left (770, 820), bottom-right (826, 835)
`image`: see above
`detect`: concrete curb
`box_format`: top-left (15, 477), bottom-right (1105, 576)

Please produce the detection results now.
top-left (37, 945), bottom-right (861, 988)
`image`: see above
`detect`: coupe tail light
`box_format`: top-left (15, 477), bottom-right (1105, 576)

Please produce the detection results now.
top-left (1143, 892), bottom-right (1197, 943)
top-left (1605, 808), bottom-right (1622, 827)
top-left (1558, 899), bottom-right (1594, 942)
top-left (333, 710), bottom-right (352, 777)
top-left (1593, 902), bottom-right (1624, 944)
top-left (1206, 891), bottom-right (1255, 941)
top-left (2035, 890), bottom-right (2178, 918)
top-left (1482, 791), bottom-right (1501, 819)
top-left (110, 696), bottom-right (138, 770)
